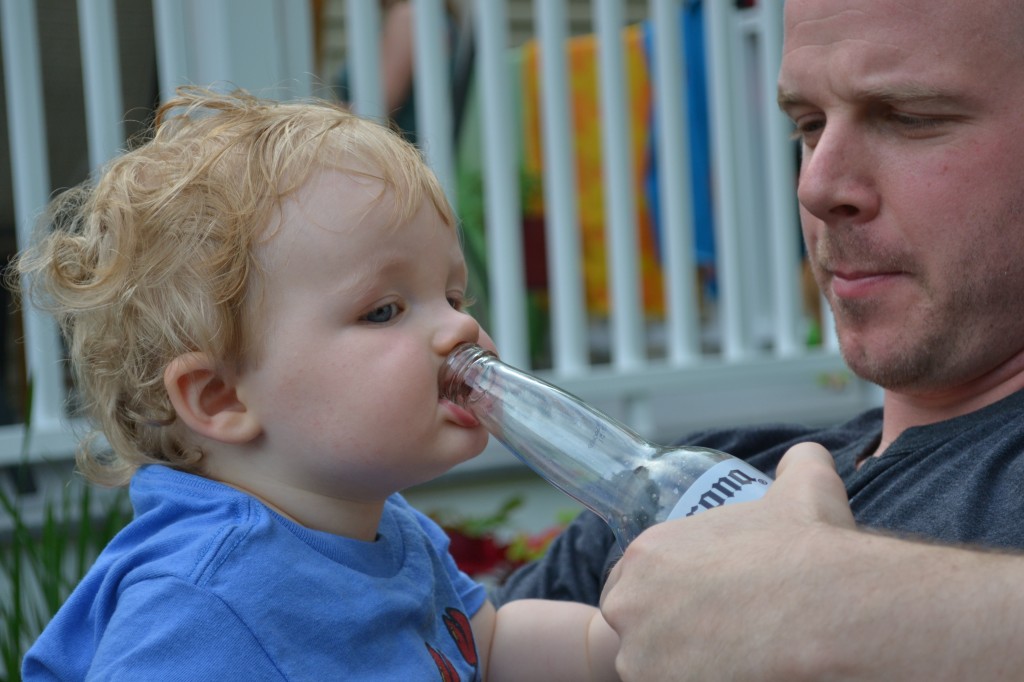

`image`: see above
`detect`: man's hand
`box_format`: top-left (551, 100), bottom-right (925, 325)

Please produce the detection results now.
top-left (600, 443), bottom-right (856, 681)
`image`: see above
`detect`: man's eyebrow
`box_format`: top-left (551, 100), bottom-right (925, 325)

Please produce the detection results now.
top-left (776, 88), bottom-right (805, 110)
top-left (777, 84), bottom-right (964, 110)
top-left (858, 84), bottom-right (962, 104)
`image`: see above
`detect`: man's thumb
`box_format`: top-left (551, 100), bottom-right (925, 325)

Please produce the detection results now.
top-left (770, 441), bottom-right (854, 527)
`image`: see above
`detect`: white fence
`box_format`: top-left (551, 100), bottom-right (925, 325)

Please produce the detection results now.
top-left (0, 0), bottom-right (878, 478)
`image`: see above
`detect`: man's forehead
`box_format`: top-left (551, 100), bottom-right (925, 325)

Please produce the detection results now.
top-left (783, 0), bottom-right (1018, 54)
top-left (779, 0), bottom-right (1019, 104)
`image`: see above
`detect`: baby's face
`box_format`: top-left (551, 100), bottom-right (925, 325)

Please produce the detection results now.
top-left (234, 168), bottom-right (495, 511)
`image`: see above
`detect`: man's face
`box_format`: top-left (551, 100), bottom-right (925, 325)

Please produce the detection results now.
top-left (779, 0), bottom-right (1024, 396)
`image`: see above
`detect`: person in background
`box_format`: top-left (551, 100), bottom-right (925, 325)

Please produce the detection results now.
top-left (333, 0), bottom-right (463, 146)
top-left (498, 0), bottom-right (1024, 678)
top-left (16, 88), bottom-right (619, 681)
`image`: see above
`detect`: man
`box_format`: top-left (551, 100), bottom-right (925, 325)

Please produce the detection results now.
top-left (497, 0), bottom-right (1024, 678)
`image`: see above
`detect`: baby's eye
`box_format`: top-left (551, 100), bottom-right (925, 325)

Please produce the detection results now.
top-left (361, 302), bottom-right (400, 324)
top-left (448, 294), bottom-right (475, 312)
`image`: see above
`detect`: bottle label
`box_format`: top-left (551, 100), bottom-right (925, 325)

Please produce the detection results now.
top-left (666, 459), bottom-right (772, 520)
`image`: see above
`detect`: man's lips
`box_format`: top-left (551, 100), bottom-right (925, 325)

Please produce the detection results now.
top-left (829, 269), bottom-right (904, 299)
top-left (441, 398), bottom-right (480, 428)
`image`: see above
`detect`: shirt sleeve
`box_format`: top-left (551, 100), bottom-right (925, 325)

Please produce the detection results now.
top-left (88, 578), bottom-right (286, 681)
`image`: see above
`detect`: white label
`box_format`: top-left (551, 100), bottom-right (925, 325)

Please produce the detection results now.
top-left (666, 459), bottom-right (772, 520)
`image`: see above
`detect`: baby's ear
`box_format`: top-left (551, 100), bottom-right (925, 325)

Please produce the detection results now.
top-left (164, 353), bottom-right (261, 444)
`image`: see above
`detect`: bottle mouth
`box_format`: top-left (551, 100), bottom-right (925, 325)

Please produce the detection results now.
top-left (439, 343), bottom-right (496, 404)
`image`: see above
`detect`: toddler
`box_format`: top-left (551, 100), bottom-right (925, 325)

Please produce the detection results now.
top-left (17, 88), bottom-right (619, 681)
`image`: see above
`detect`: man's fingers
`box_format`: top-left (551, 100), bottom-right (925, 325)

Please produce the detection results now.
top-left (603, 442), bottom-right (854, 610)
top-left (770, 441), bottom-right (854, 528)
top-left (775, 441), bottom-right (836, 476)
top-left (601, 560), bottom-right (622, 606)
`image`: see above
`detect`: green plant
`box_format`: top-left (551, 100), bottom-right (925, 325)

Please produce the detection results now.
top-left (0, 470), bottom-right (131, 680)
top-left (430, 494), bottom-right (525, 540)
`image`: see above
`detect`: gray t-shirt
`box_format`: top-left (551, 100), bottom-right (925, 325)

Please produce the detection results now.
top-left (494, 388), bottom-right (1024, 606)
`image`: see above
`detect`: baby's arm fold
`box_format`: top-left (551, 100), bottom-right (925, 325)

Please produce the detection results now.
top-left (473, 598), bottom-right (620, 681)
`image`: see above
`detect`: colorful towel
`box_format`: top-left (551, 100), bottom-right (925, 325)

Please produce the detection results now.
top-left (520, 24), bottom-right (665, 318)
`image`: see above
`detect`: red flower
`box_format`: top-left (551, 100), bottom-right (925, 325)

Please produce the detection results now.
top-left (445, 528), bottom-right (509, 576)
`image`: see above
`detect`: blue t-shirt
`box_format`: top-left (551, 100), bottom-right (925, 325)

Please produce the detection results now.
top-left (23, 465), bottom-right (487, 680)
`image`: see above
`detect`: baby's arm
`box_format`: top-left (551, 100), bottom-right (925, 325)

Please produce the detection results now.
top-left (472, 598), bottom-right (620, 681)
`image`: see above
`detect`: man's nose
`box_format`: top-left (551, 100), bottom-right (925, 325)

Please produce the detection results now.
top-left (796, 124), bottom-right (880, 225)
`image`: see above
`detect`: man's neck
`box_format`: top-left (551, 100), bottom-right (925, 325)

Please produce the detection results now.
top-left (873, 354), bottom-right (1024, 459)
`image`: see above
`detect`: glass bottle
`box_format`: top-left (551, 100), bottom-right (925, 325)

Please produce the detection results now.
top-left (440, 343), bottom-right (772, 551)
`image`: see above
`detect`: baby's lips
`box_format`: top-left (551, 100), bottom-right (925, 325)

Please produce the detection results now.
top-left (442, 399), bottom-right (480, 428)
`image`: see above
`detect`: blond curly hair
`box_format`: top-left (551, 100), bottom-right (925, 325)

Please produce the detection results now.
top-left (13, 87), bottom-right (455, 486)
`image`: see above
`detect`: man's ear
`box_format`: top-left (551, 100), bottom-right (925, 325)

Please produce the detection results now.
top-left (164, 352), bottom-right (262, 444)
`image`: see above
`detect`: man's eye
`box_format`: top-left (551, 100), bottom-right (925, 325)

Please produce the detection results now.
top-left (889, 112), bottom-right (947, 132)
top-left (362, 303), bottom-right (400, 323)
top-left (789, 117), bottom-right (824, 146)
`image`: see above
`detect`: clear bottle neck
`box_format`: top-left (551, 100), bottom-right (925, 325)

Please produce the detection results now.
top-left (439, 343), bottom-right (497, 407)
